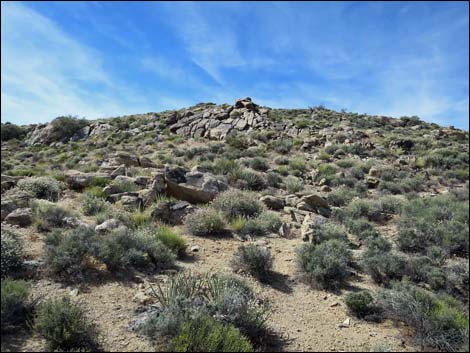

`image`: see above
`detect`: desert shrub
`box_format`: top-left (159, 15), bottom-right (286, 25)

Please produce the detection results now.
top-left (326, 186), bottom-right (357, 207)
top-left (130, 209), bottom-right (153, 228)
top-left (249, 157), bottom-right (270, 172)
top-left (153, 226), bottom-right (187, 257)
top-left (212, 190), bottom-right (264, 219)
top-left (1, 122), bottom-right (26, 141)
top-left (347, 218), bottom-right (380, 240)
top-left (226, 132), bottom-right (249, 149)
top-left (424, 147), bottom-right (469, 170)
top-left (212, 158), bottom-right (241, 175)
top-left (336, 158), bottom-right (357, 168)
top-left (34, 297), bottom-right (98, 351)
top-left (48, 116), bottom-right (88, 142)
top-left (94, 227), bottom-right (175, 271)
top-left (1, 279), bottom-right (31, 332)
top-left (110, 179), bottom-right (138, 193)
top-left (45, 226), bottom-right (95, 278)
top-left (17, 176), bottom-right (61, 201)
top-left (81, 192), bottom-right (109, 216)
top-left (397, 195), bottom-right (469, 256)
top-left (284, 175), bottom-right (304, 193)
top-left (378, 282), bottom-right (468, 351)
top-left (184, 208), bottom-right (226, 237)
top-left (231, 244), bottom-right (273, 279)
top-left (172, 315), bottom-right (253, 352)
top-left (270, 138), bottom-right (293, 153)
top-left (242, 211), bottom-right (282, 237)
top-left (345, 290), bottom-right (375, 318)
top-left (297, 239), bottom-right (352, 289)
top-left (144, 273), bottom-right (270, 344)
top-left (236, 169), bottom-right (266, 191)
top-left (289, 157), bottom-right (307, 173)
top-left (1, 227), bottom-right (24, 278)
top-left (399, 175), bottom-right (426, 193)
top-left (266, 171), bottom-right (283, 188)
top-left (378, 181), bottom-right (403, 195)
top-left (32, 200), bottom-right (73, 231)
top-left (312, 223), bottom-right (349, 244)
top-left (318, 164), bottom-right (337, 177)
top-left (361, 249), bottom-right (406, 284)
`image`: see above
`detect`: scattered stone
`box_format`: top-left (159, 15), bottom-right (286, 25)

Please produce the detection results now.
top-left (260, 195), bottom-right (285, 210)
top-left (4, 207), bottom-right (32, 227)
top-left (151, 200), bottom-right (195, 225)
top-left (165, 165), bottom-right (228, 204)
top-left (190, 245), bottom-right (200, 252)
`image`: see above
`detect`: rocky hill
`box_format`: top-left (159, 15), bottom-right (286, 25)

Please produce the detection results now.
top-left (1, 98), bottom-right (469, 352)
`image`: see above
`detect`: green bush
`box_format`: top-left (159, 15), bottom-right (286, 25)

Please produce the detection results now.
top-left (231, 244), bottom-right (274, 279)
top-left (297, 239), bottom-right (352, 289)
top-left (45, 226), bottom-right (95, 278)
top-left (212, 190), bottom-right (265, 219)
top-left (361, 249), bottom-right (406, 284)
top-left (17, 176), bottom-right (61, 201)
top-left (154, 226), bottom-right (187, 257)
top-left (144, 273), bottom-right (270, 343)
top-left (82, 192), bottom-right (109, 216)
top-left (345, 290), bottom-right (375, 318)
top-left (318, 164), bottom-right (337, 177)
top-left (284, 175), bottom-right (304, 193)
top-left (48, 116), bottom-right (88, 142)
top-left (326, 186), bottom-right (357, 207)
top-left (184, 208), bottom-right (226, 236)
top-left (34, 297), bottom-right (98, 351)
top-left (235, 169), bottom-right (266, 191)
top-left (172, 315), bottom-right (253, 352)
top-left (32, 200), bottom-right (73, 231)
top-left (94, 227), bottom-right (176, 271)
top-left (347, 218), bottom-right (380, 240)
top-left (312, 223), bottom-right (349, 244)
top-left (397, 195), bottom-right (469, 256)
top-left (270, 138), bottom-right (293, 153)
top-left (241, 211), bottom-right (282, 237)
top-left (1, 122), bottom-right (26, 141)
top-left (1, 226), bottom-right (24, 278)
top-left (1, 279), bottom-right (31, 332)
top-left (248, 157), bottom-right (270, 172)
top-left (378, 281), bottom-right (468, 352)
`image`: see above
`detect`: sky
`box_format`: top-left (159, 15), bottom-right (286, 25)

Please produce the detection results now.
top-left (1, 1), bottom-right (469, 129)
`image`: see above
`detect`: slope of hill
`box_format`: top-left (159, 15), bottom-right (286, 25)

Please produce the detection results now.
top-left (1, 98), bottom-right (469, 352)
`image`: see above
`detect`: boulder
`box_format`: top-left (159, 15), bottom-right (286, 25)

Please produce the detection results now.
top-left (260, 195), bottom-right (285, 210)
top-left (109, 152), bottom-right (140, 167)
top-left (150, 171), bottom-right (166, 194)
top-left (139, 156), bottom-right (158, 168)
top-left (297, 194), bottom-right (330, 211)
top-left (368, 167), bottom-right (379, 177)
top-left (300, 213), bottom-right (328, 242)
top-left (1, 175), bottom-right (23, 193)
top-left (64, 170), bottom-right (111, 190)
top-left (165, 166), bottom-right (229, 204)
top-left (4, 207), bottom-right (32, 227)
top-left (1, 190), bottom-right (33, 221)
top-left (151, 200), bottom-right (195, 225)
top-left (95, 219), bottom-right (122, 233)
top-left (366, 176), bottom-right (380, 188)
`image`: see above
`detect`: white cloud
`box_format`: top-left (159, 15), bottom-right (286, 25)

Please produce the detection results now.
top-left (1, 2), bottom-right (152, 125)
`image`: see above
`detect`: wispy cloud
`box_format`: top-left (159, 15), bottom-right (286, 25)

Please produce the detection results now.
top-left (1, 2), bottom-right (152, 124)
top-left (2, 1), bottom-right (468, 129)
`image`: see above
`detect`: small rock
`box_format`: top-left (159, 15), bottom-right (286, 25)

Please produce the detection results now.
top-left (190, 245), bottom-right (200, 252)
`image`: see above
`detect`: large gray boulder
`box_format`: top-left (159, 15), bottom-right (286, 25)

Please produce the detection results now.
top-left (165, 166), bottom-right (229, 204)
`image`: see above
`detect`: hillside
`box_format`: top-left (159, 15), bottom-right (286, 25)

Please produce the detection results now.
top-left (1, 98), bottom-right (469, 352)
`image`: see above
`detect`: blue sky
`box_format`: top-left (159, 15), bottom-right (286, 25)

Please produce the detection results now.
top-left (1, 1), bottom-right (469, 129)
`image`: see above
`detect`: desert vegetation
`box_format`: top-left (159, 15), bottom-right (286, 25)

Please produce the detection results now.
top-left (1, 99), bottom-right (468, 352)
